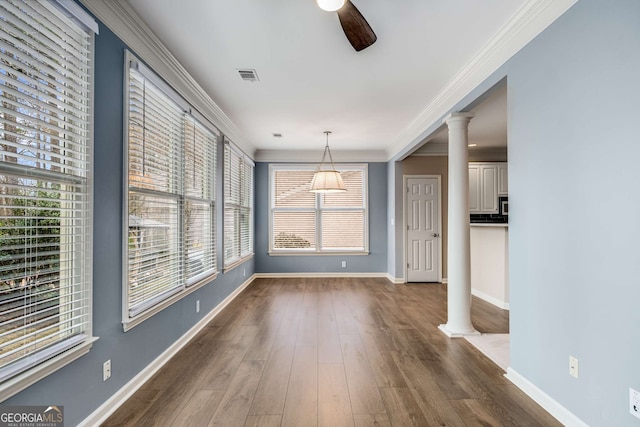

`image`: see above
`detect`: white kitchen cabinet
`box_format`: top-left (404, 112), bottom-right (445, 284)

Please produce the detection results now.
top-left (480, 165), bottom-right (498, 213)
top-left (469, 162), bottom-right (506, 213)
top-left (498, 163), bottom-right (508, 195)
top-left (468, 164), bottom-right (481, 212)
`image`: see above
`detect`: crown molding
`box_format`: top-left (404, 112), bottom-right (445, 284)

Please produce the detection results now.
top-left (79, 0), bottom-right (255, 158)
top-left (254, 149), bottom-right (389, 163)
top-left (410, 141), bottom-right (449, 156)
top-left (387, 0), bottom-right (579, 160)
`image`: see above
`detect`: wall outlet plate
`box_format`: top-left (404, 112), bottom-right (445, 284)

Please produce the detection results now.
top-left (569, 356), bottom-right (578, 379)
top-left (103, 360), bottom-right (111, 381)
top-left (631, 388), bottom-right (640, 419)
top-left (196, 300), bottom-right (200, 313)
top-left (342, 261), bottom-right (346, 268)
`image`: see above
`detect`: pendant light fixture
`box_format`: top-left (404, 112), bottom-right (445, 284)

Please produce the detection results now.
top-left (309, 131), bottom-right (347, 193)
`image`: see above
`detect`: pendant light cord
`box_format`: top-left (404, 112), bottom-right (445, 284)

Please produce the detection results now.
top-left (318, 131), bottom-right (337, 171)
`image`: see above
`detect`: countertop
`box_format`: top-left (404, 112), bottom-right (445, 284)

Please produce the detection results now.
top-left (470, 223), bottom-right (508, 228)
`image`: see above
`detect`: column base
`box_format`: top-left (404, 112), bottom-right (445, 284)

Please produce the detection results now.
top-left (438, 323), bottom-right (480, 338)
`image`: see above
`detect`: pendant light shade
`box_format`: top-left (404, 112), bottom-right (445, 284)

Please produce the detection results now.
top-left (316, 0), bottom-right (345, 12)
top-left (310, 131), bottom-right (347, 193)
top-left (309, 170), bottom-right (346, 193)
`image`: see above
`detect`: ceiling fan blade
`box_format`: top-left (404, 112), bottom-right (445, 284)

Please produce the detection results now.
top-left (336, 0), bottom-right (377, 52)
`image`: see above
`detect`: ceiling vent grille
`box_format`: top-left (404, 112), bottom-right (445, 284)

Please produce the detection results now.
top-left (237, 69), bottom-right (259, 82)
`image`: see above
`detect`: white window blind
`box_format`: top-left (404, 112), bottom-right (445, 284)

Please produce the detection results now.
top-left (224, 142), bottom-right (253, 268)
top-left (270, 165), bottom-right (368, 253)
top-left (0, 0), bottom-right (94, 387)
top-left (126, 53), bottom-right (217, 324)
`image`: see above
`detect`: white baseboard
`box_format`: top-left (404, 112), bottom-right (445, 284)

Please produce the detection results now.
top-left (78, 274), bottom-right (256, 427)
top-left (254, 272), bottom-right (390, 279)
top-left (472, 288), bottom-right (510, 310)
top-left (505, 368), bottom-right (588, 427)
top-left (386, 273), bottom-right (405, 284)
top-left (396, 277), bottom-right (446, 285)
top-left (442, 278), bottom-right (448, 284)
top-left (438, 323), bottom-right (480, 338)
top-left (254, 272), bottom-right (406, 284)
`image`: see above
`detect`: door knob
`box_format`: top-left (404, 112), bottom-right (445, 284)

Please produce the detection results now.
top-left (432, 233), bottom-right (439, 237)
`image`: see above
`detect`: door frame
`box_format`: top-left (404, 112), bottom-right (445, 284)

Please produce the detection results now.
top-left (403, 174), bottom-right (443, 283)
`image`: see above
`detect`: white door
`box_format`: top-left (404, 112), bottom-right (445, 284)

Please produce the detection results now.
top-left (406, 177), bottom-right (440, 282)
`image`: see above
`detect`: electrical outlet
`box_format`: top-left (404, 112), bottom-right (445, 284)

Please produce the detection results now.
top-left (196, 300), bottom-right (200, 313)
top-left (631, 388), bottom-right (640, 419)
top-left (569, 356), bottom-right (579, 379)
top-left (103, 360), bottom-right (111, 381)
top-left (243, 268), bottom-right (246, 277)
top-left (341, 261), bottom-right (346, 268)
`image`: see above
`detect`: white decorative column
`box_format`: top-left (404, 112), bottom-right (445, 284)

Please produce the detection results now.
top-left (439, 112), bottom-right (479, 337)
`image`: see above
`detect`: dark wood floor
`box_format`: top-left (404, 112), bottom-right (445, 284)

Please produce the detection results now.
top-left (103, 278), bottom-right (559, 427)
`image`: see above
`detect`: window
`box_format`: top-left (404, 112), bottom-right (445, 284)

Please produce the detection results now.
top-left (0, 0), bottom-right (97, 398)
top-left (224, 142), bottom-right (253, 268)
top-left (125, 52), bottom-right (218, 329)
top-left (269, 164), bottom-right (368, 254)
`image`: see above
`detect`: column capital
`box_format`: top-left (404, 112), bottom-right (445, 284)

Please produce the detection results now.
top-left (443, 112), bottom-right (474, 126)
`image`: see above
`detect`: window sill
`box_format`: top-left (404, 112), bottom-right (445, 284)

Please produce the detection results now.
top-left (224, 254), bottom-right (254, 273)
top-left (268, 251), bottom-right (370, 256)
top-left (0, 336), bottom-right (98, 403)
top-left (123, 272), bottom-right (218, 332)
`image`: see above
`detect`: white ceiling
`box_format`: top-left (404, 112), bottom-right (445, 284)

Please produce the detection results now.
top-left (123, 0), bottom-right (524, 156)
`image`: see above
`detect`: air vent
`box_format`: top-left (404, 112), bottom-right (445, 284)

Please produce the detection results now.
top-left (272, 133), bottom-right (283, 138)
top-left (237, 69), bottom-right (259, 82)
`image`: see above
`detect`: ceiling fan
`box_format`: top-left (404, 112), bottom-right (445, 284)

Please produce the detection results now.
top-left (316, 0), bottom-right (377, 52)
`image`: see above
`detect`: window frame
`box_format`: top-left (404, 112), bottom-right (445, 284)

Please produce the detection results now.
top-left (223, 140), bottom-right (254, 270)
top-left (0, 0), bottom-right (98, 401)
top-left (122, 51), bottom-right (219, 331)
top-left (268, 163), bottom-right (369, 255)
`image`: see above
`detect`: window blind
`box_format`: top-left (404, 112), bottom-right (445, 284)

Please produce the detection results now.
top-left (272, 170), bottom-right (317, 249)
top-left (270, 165), bottom-right (368, 253)
top-left (126, 54), bottom-right (218, 322)
top-left (127, 66), bottom-right (183, 316)
top-left (320, 169), bottom-right (365, 251)
top-left (0, 0), bottom-right (94, 383)
top-left (184, 117), bottom-right (216, 285)
top-left (224, 142), bottom-right (253, 267)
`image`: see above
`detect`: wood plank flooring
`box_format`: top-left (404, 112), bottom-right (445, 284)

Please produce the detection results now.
top-left (103, 278), bottom-right (559, 427)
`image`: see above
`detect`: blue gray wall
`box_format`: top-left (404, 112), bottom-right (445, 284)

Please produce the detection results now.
top-left (254, 162), bottom-right (387, 273)
top-left (386, 161), bottom-right (403, 279)
top-left (2, 12), bottom-right (255, 426)
top-left (506, 0), bottom-right (640, 425)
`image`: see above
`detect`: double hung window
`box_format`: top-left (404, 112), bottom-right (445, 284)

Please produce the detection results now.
top-left (125, 52), bottom-right (218, 329)
top-left (0, 0), bottom-right (97, 398)
top-left (269, 164), bottom-right (368, 254)
top-left (223, 142), bottom-right (253, 268)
